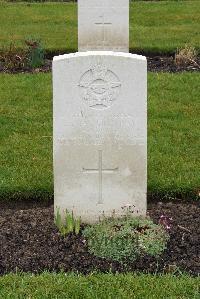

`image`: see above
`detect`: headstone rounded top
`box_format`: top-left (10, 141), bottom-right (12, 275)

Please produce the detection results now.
top-left (53, 51), bottom-right (146, 62)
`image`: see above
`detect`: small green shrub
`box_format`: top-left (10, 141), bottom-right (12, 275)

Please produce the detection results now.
top-left (55, 208), bottom-right (81, 237)
top-left (25, 39), bottom-right (44, 68)
top-left (83, 217), bottom-right (169, 263)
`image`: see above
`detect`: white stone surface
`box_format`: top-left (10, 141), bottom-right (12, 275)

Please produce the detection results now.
top-left (53, 52), bottom-right (147, 223)
top-left (78, 0), bottom-right (129, 52)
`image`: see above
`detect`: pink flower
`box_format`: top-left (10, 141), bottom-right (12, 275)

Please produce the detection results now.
top-left (159, 215), bottom-right (172, 230)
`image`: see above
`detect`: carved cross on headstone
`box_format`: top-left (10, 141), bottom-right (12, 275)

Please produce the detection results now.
top-left (95, 15), bottom-right (112, 47)
top-left (83, 150), bottom-right (118, 204)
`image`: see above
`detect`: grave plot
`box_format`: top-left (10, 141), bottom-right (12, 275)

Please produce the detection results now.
top-left (0, 72), bottom-right (199, 276)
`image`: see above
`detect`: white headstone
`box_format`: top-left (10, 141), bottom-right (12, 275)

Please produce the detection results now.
top-left (53, 52), bottom-right (147, 223)
top-left (78, 0), bottom-right (129, 52)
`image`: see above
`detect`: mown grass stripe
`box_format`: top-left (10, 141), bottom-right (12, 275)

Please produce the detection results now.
top-left (0, 273), bottom-right (199, 299)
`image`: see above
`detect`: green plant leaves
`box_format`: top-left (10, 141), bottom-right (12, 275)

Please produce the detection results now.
top-left (25, 38), bottom-right (44, 68)
top-left (83, 217), bottom-right (169, 263)
top-left (55, 208), bottom-right (81, 237)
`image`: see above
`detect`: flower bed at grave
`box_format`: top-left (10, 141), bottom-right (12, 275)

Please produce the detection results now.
top-left (0, 200), bottom-right (199, 276)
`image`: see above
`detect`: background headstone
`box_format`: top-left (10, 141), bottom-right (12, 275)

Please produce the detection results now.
top-left (53, 52), bottom-right (147, 223)
top-left (78, 0), bottom-right (129, 52)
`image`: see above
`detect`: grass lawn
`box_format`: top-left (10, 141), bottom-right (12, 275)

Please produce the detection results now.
top-left (0, 272), bottom-right (199, 299)
top-left (0, 1), bottom-right (199, 54)
top-left (0, 72), bottom-right (199, 201)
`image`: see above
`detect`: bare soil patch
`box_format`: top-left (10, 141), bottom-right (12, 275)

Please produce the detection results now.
top-left (147, 55), bottom-right (200, 72)
top-left (0, 200), bottom-right (199, 276)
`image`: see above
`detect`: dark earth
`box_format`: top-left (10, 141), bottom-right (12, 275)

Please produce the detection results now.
top-left (0, 200), bottom-right (199, 276)
top-left (0, 55), bottom-right (200, 74)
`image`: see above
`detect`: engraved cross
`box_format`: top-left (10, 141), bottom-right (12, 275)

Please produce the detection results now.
top-left (82, 150), bottom-right (118, 204)
top-left (95, 15), bottom-right (112, 46)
